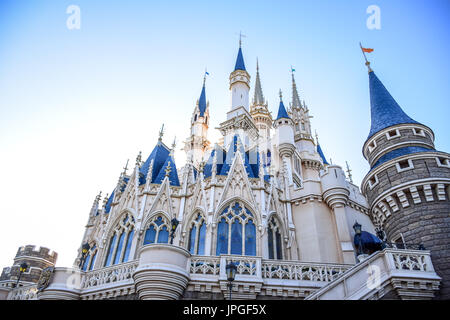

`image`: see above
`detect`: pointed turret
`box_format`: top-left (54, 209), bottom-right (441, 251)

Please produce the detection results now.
top-left (234, 46), bottom-right (246, 71)
top-left (183, 74), bottom-right (211, 166)
top-left (198, 77), bottom-right (207, 117)
top-left (275, 90), bottom-right (290, 120)
top-left (366, 71), bottom-right (421, 140)
top-left (229, 42), bottom-right (250, 111)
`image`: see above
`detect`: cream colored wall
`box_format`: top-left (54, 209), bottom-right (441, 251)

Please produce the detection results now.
top-left (292, 201), bottom-right (340, 263)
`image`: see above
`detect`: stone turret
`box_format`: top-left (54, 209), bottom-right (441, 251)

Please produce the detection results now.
top-left (361, 67), bottom-right (450, 299)
top-left (0, 245), bottom-right (58, 289)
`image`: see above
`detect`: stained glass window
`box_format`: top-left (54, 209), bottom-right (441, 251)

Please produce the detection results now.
top-left (143, 215), bottom-right (170, 245)
top-left (104, 212), bottom-right (135, 267)
top-left (215, 201), bottom-right (256, 256)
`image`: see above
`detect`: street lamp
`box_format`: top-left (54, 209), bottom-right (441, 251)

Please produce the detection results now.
top-left (79, 242), bottom-right (90, 269)
top-left (170, 218), bottom-right (179, 244)
top-left (15, 262), bottom-right (29, 288)
top-left (225, 262), bottom-right (236, 300)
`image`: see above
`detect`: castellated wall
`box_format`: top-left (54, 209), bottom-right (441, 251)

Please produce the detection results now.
top-left (0, 245), bottom-right (58, 285)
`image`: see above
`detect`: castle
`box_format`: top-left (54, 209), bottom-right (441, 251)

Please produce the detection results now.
top-left (1, 42), bottom-right (449, 300)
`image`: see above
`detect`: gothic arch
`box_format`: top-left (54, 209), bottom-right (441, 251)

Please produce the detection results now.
top-left (266, 212), bottom-right (285, 260)
top-left (101, 211), bottom-right (136, 267)
top-left (212, 198), bottom-right (261, 257)
top-left (139, 211), bottom-right (171, 247)
top-left (184, 210), bottom-right (207, 255)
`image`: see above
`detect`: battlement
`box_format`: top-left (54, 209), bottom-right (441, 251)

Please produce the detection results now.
top-left (15, 245), bottom-right (58, 263)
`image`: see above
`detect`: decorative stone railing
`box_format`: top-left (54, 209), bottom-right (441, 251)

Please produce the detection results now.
top-left (7, 284), bottom-right (38, 300)
top-left (190, 256), bottom-right (220, 276)
top-left (305, 248), bottom-right (441, 300)
top-left (261, 260), bottom-right (349, 282)
top-left (80, 260), bottom-right (138, 290)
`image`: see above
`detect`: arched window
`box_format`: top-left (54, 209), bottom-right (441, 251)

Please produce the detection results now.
top-left (82, 244), bottom-right (98, 271)
top-left (143, 215), bottom-right (170, 245)
top-left (267, 216), bottom-right (283, 260)
top-left (188, 213), bottom-right (206, 255)
top-left (104, 213), bottom-right (135, 267)
top-left (215, 201), bottom-right (256, 256)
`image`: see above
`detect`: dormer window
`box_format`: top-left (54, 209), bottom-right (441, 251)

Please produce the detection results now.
top-left (413, 127), bottom-right (426, 137)
top-left (436, 157), bottom-right (450, 168)
top-left (368, 174), bottom-right (379, 189)
top-left (386, 129), bottom-right (400, 140)
top-left (396, 159), bottom-right (414, 172)
top-left (368, 140), bottom-right (377, 153)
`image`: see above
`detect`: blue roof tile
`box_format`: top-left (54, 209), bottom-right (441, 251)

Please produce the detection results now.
top-left (234, 47), bottom-right (246, 71)
top-left (153, 154), bottom-right (180, 186)
top-left (317, 144), bottom-right (329, 165)
top-left (198, 84), bottom-right (207, 117)
top-left (367, 71), bottom-right (421, 140)
top-left (371, 146), bottom-right (433, 170)
top-left (276, 100), bottom-right (290, 120)
top-left (139, 142), bottom-right (171, 185)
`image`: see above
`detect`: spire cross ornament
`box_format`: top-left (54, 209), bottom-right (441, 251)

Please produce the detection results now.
top-left (238, 31), bottom-right (246, 48)
top-left (346, 161), bottom-right (353, 183)
top-left (158, 124), bottom-right (165, 142)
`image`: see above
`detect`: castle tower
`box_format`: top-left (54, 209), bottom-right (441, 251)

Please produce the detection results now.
top-left (273, 90), bottom-right (295, 185)
top-left (0, 245), bottom-right (57, 288)
top-left (249, 59), bottom-right (272, 153)
top-left (219, 41), bottom-right (258, 149)
top-left (184, 75), bottom-right (211, 166)
top-left (360, 64), bottom-right (450, 299)
top-left (230, 40), bottom-right (250, 113)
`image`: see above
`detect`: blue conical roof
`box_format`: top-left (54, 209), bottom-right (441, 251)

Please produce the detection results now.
top-left (234, 47), bottom-right (246, 71)
top-left (276, 100), bottom-right (290, 120)
top-left (198, 83), bottom-right (207, 117)
top-left (367, 71), bottom-right (420, 139)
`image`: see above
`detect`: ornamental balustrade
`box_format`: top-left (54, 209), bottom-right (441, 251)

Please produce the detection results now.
top-left (4, 248), bottom-right (438, 300)
top-left (7, 284), bottom-right (38, 300)
top-left (306, 248), bottom-right (439, 300)
top-left (80, 260), bottom-right (138, 290)
top-left (261, 260), bottom-right (349, 282)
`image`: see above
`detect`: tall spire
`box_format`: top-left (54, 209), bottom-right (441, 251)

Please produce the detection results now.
top-left (291, 67), bottom-right (301, 109)
top-left (253, 58), bottom-right (265, 105)
top-left (198, 73), bottom-right (207, 117)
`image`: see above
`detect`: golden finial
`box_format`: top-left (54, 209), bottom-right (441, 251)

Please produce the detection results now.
top-left (279, 89), bottom-right (283, 101)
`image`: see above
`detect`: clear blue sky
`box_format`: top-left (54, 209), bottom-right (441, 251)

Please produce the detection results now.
top-left (0, 0), bottom-right (449, 268)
